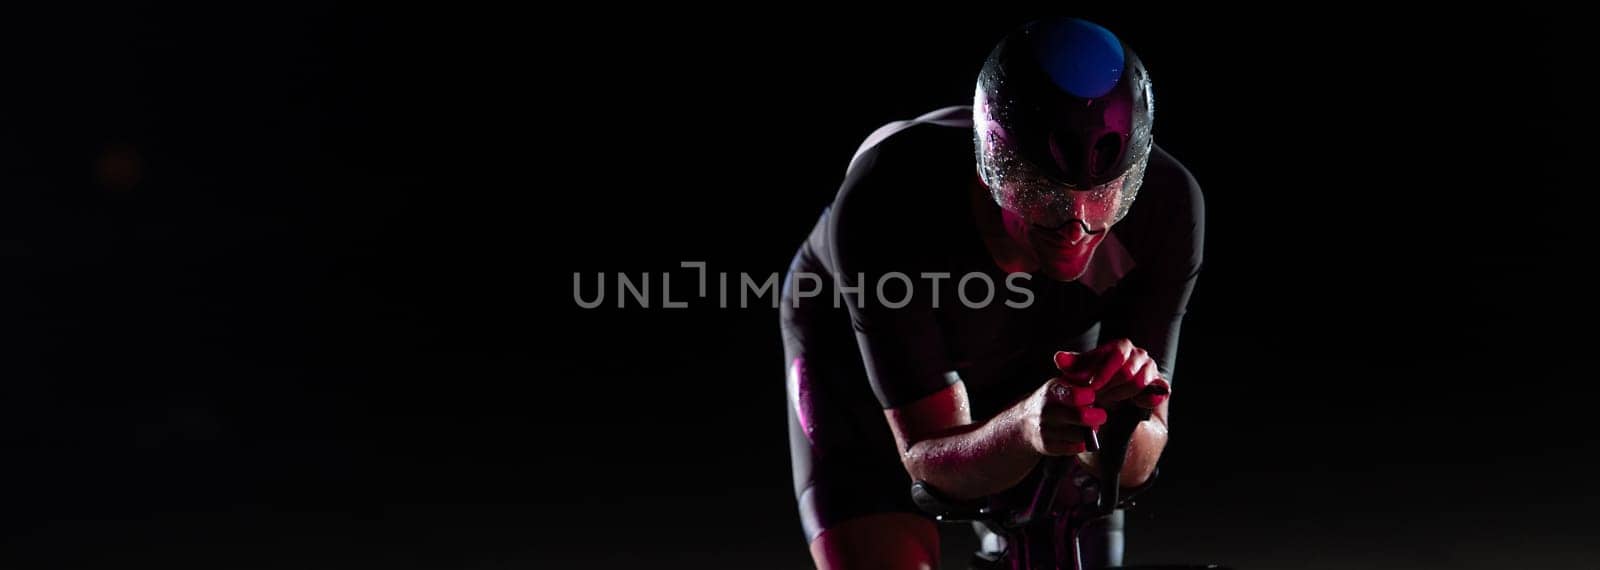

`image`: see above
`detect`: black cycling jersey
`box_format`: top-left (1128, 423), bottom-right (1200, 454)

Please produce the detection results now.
top-left (780, 106), bottom-right (1203, 541)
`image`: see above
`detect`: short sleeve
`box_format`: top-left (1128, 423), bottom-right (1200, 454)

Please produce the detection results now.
top-left (827, 136), bottom-right (961, 409)
top-left (1099, 155), bottom-right (1205, 382)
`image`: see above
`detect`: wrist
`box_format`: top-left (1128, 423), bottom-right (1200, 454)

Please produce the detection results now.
top-left (993, 397), bottom-right (1039, 456)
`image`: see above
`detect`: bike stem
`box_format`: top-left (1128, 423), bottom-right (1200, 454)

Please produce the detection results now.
top-left (1031, 405), bottom-right (1153, 569)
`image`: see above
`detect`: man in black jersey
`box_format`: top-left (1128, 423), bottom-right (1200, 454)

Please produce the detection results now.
top-left (780, 18), bottom-right (1202, 568)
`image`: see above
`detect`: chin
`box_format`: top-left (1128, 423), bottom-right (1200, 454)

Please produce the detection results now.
top-left (1038, 239), bottom-right (1102, 282)
top-left (1041, 257), bottom-right (1093, 282)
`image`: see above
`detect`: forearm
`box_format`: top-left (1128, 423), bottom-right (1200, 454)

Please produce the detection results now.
top-left (891, 402), bottom-right (1041, 500)
top-left (1080, 402), bottom-right (1168, 488)
top-left (1116, 414), bottom-right (1167, 487)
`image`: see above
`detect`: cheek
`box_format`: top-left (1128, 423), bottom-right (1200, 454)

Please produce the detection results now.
top-left (1087, 188), bottom-right (1120, 220)
top-left (1000, 209), bottom-right (1032, 243)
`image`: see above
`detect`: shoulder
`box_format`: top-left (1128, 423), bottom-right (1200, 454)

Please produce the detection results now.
top-left (1114, 144), bottom-right (1205, 276)
top-left (826, 107), bottom-right (975, 270)
top-left (841, 106), bottom-right (973, 177)
top-left (1140, 145), bottom-right (1205, 228)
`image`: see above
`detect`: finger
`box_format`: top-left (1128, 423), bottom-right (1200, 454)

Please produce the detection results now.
top-left (1042, 405), bottom-right (1107, 428)
top-left (1091, 339), bottom-right (1135, 389)
top-left (1040, 426), bottom-right (1089, 455)
top-left (1040, 439), bottom-right (1087, 456)
top-left (1098, 354), bottom-right (1154, 404)
top-left (1133, 378), bottom-right (1171, 409)
top-left (1054, 351), bottom-right (1078, 371)
top-left (1046, 380), bottom-right (1097, 407)
top-left (1093, 352), bottom-right (1141, 400)
top-left (1055, 351), bottom-right (1094, 386)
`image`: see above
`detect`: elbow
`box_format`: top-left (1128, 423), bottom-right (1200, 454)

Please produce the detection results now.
top-left (898, 441), bottom-right (935, 484)
top-left (1115, 418), bottom-right (1168, 488)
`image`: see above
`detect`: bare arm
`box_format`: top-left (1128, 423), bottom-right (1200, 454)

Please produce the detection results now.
top-left (884, 379), bottom-right (1104, 500)
top-left (1080, 399), bottom-right (1168, 488)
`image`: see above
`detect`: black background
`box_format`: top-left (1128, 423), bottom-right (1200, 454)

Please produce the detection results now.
top-left (3, 5), bottom-right (1594, 569)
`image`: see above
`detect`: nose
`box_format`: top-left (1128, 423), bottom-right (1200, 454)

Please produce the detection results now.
top-left (1030, 193), bottom-right (1099, 233)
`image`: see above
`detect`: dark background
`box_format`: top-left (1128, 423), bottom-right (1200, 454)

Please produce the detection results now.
top-left (3, 5), bottom-right (1593, 569)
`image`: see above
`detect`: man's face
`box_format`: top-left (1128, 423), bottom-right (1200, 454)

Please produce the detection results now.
top-left (999, 207), bottom-right (1107, 281)
top-left (977, 123), bottom-right (1136, 283)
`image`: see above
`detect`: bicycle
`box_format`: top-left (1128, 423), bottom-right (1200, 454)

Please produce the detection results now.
top-left (911, 406), bottom-right (1230, 569)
